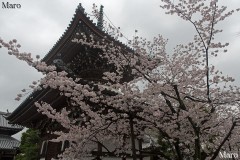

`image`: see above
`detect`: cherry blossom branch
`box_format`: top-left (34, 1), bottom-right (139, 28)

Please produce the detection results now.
top-left (210, 120), bottom-right (237, 160)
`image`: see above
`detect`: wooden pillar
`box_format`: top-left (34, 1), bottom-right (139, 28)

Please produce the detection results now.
top-left (0, 151), bottom-right (3, 160)
top-left (139, 139), bottom-right (143, 160)
top-left (96, 142), bottom-right (102, 159)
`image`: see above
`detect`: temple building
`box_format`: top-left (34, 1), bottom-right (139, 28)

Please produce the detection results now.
top-left (7, 4), bottom-right (153, 160)
top-left (0, 111), bottom-right (23, 160)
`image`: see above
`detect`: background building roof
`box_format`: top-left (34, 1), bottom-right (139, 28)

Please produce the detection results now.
top-left (0, 111), bottom-right (23, 135)
top-left (0, 134), bottom-right (20, 150)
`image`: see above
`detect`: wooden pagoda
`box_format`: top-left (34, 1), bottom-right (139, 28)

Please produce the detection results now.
top-left (6, 3), bottom-right (148, 160)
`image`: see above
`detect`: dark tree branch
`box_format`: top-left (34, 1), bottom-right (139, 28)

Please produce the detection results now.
top-left (210, 121), bottom-right (237, 160)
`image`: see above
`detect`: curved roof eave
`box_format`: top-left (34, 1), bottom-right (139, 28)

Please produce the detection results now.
top-left (43, 3), bottom-right (133, 65)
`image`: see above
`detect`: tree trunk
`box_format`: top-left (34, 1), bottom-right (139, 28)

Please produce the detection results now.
top-left (130, 117), bottom-right (137, 160)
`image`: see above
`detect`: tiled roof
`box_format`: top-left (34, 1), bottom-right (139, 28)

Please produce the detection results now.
top-left (0, 134), bottom-right (20, 150)
top-left (0, 111), bottom-right (23, 130)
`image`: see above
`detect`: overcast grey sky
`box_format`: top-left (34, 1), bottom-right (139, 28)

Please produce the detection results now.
top-left (0, 0), bottom-right (240, 138)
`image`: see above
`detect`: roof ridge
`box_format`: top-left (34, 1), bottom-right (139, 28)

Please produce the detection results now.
top-left (42, 3), bottom-right (86, 62)
top-left (43, 3), bottom-right (132, 63)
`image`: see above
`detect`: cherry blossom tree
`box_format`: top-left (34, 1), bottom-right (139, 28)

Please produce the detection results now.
top-left (1, 0), bottom-right (240, 159)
